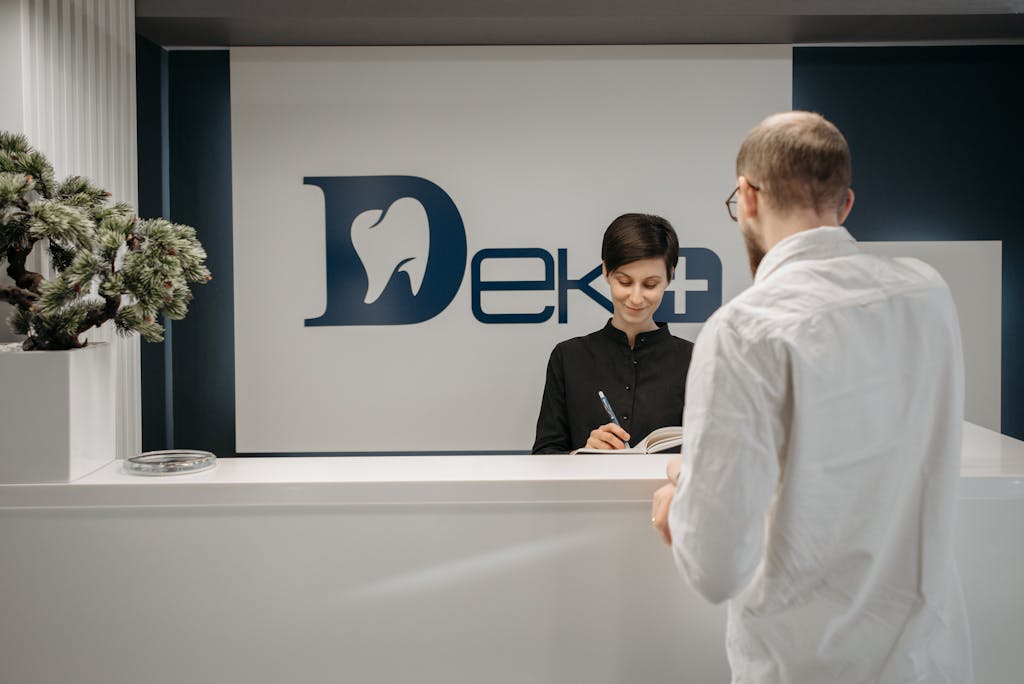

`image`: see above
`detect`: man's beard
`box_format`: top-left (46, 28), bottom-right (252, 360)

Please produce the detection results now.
top-left (742, 230), bottom-right (765, 279)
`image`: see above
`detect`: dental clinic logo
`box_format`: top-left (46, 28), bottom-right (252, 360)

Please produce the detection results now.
top-left (304, 175), bottom-right (722, 327)
top-left (304, 176), bottom-right (466, 326)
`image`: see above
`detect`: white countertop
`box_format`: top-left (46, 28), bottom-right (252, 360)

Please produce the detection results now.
top-left (1, 422), bottom-right (1020, 508)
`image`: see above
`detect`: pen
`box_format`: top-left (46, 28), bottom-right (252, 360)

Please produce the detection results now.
top-left (597, 390), bottom-right (631, 448)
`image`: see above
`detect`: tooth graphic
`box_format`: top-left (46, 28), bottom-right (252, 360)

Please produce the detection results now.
top-left (350, 197), bottom-right (430, 304)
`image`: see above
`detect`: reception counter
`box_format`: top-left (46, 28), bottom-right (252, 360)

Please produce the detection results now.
top-left (1, 422), bottom-right (1021, 683)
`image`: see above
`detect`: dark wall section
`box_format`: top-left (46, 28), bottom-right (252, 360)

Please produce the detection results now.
top-left (138, 45), bottom-right (236, 456)
top-left (136, 35), bottom-right (169, 452)
top-left (166, 51), bottom-right (236, 457)
top-left (794, 46), bottom-right (1024, 440)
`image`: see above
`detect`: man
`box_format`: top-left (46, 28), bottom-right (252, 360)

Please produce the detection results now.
top-left (652, 111), bottom-right (972, 682)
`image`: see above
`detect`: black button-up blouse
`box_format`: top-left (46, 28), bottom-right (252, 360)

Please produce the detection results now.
top-left (532, 320), bottom-right (694, 454)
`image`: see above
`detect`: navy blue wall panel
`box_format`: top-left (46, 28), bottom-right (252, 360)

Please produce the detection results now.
top-left (794, 45), bottom-right (1023, 439)
top-left (136, 35), bottom-right (169, 453)
top-left (166, 51), bottom-right (236, 457)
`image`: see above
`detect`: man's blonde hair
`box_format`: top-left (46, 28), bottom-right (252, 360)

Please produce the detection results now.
top-left (736, 111), bottom-right (852, 216)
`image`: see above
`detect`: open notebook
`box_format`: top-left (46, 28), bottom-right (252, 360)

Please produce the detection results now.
top-left (574, 426), bottom-right (682, 454)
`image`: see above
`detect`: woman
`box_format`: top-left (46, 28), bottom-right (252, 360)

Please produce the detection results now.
top-left (532, 213), bottom-right (694, 454)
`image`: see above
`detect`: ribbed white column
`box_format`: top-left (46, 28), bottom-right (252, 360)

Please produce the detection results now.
top-left (0, 2), bottom-right (28, 345)
top-left (13, 0), bottom-right (141, 461)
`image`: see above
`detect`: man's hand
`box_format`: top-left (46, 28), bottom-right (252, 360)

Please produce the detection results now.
top-left (584, 423), bottom-right (631, 450)
top-left (666, 455), bottom-right (682, 485)
top-left (651, 482), bottom-right (676, 545)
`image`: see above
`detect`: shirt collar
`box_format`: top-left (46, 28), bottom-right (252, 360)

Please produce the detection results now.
top-left (600, 318), bottom-right (670, 347)
top-left (754, 226), bottom-right (859, 284)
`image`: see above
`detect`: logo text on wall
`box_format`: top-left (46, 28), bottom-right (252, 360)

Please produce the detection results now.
top-left (304, 175), bottom-right (722, 326)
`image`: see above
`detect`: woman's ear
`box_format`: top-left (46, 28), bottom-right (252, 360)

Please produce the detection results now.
top-left (668, 266), bottom-right (675, 282)
top-left (602, 263), bottom-right (609, 280)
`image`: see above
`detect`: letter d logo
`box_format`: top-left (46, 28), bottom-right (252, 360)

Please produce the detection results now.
top-left (304, 176), bottom-right (467, 326)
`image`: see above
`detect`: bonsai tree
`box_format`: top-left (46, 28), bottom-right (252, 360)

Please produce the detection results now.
top-left (0, 131), bottom-right (210, 350)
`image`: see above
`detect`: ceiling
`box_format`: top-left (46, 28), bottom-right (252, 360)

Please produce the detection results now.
top-left (136, 0), bottom-right (1024, 47)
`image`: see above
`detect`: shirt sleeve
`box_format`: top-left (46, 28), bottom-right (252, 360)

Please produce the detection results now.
top-left (669, 314), bottom-right (788, 603)
top-left (531, 345), bottom-right (572, 454)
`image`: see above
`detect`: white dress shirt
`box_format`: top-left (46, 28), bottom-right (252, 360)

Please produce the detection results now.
top-left (670, 226), bottom-right (972, 683)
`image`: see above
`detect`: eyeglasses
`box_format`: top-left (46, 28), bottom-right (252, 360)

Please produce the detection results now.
top-left (725, 182), bottom-right (760, 221)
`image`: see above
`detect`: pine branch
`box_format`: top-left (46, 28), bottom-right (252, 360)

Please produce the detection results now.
top-left (57, 175), bottom-right (109, 209)
top-left (0, 131), bottom-right (30, 157)
top-left (48, 242), bottom-right (75, 271)
top-left (0, 284), bottom-right (38, 308)
top-left (39, 274), bottom-right (77, 309)
top-left (0, 171), bottom-right (30, 207)
top-left (28, 199), bottom-right (93, 249)
top-left (9, 306), bottom-right (31, 335)
top-left (18, 151), bottom-right (55, 196)
top-left (4, 243), bottom-right (43, 294)
top-left (115, 304), bottom-right (164, 342)
top-left (75, 293), bottom-right (122, 337)
top-left (22, 305), bottom-right (88, 349)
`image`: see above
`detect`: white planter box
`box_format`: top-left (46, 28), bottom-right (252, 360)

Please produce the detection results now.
top-left (0, 341), bottom-right (115, 483)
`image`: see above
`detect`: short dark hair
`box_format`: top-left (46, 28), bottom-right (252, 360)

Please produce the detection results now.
top-left (601, 213), bottom-right (679, 279)
top-left (736, 111), bottom-right (852, 215)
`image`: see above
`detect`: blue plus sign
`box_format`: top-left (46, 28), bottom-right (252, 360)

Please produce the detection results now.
top-left (654, 247), bottom-right (722, 323)
top-left (672, 256), bottom-right (710, 315)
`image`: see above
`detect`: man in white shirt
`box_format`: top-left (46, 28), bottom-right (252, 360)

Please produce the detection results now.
top-left (651, 111), bottom-right (972, 683)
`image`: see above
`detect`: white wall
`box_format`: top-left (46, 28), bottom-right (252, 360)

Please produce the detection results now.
top-left (0, 0), bottom-right (140, 460)
top-left (230, 45), bottom-right (792, 454)
top-left (861, 241), bottom-right (1002, 431)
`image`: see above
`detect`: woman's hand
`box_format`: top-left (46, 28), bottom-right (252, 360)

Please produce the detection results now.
top-left (584, 423), bottom-right (631, 450)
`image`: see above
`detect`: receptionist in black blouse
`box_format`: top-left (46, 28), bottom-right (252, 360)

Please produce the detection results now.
top-left (532, 214), bottom-right (694, 454)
